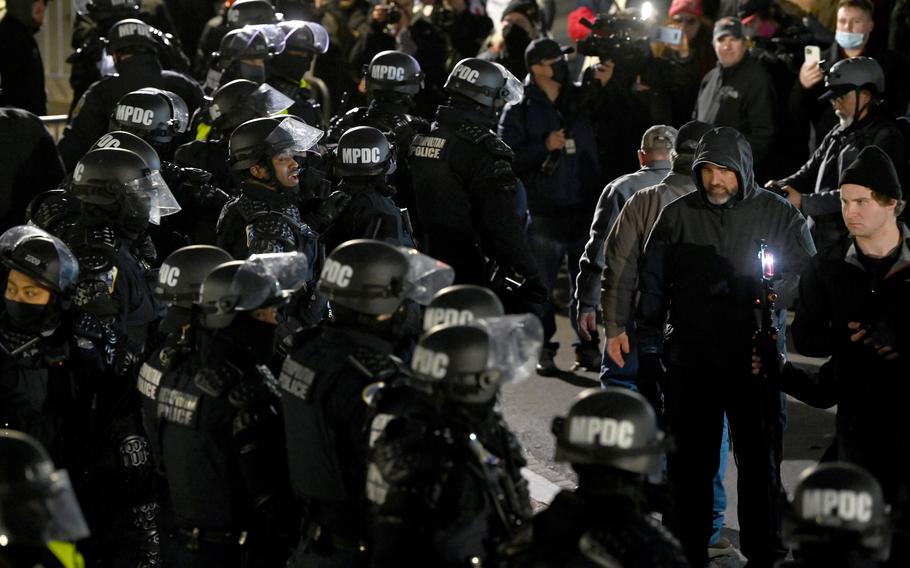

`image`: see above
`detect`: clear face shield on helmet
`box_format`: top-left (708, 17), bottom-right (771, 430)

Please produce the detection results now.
top-left (233, 251), bottom-right (310, 310)
top-left (241, 23), bottom-right (289, 56)
top-left (0, 466), bottom-right (91, 546)
top-left (472, 314), bottom-right (543, 385)
top-left (397, 247), bottom-right (455, 305)
top-left (156, 89), bottom-right (190, 135)
top-left (282, 20), bottom-right (330, 54)
top-left (264, 116), bottom-right (325, 156)
top-left (492, 62), bottom-right (524, 106)
top-left (78, 171), bottom-right (180, 225)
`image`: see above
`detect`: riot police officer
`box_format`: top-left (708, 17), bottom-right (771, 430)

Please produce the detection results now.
top-left (368, 315), bottom-right (541, 566)
top-left (0, 429), bottom-right (90, 568)
top-left (110, 87), bottom-right (191, 161)
top-left (408, 57), bottom-right (544, 306)
top-left (523, 387), bottom-right (688, 567)
top-left (175, 79), bottom-right (294, 195)
top-left (279, 239), bottom-right (453, 567)
top-left (193, 0), bottom-right (281, 81)
top-left (269, 20), bottom-right (331, 130)
top-left (328, 50), bottom-right (429, 226)
top-left (154, 253), bottom-right (304, 567)
top-left (422, 284), bottom-right (506, 331)
top-left (779, 462), bottom-right (892, 568)
top-left (203, 23), bottom-right (286, 94)
top-left (0, 226), bottom-right (82, 464)
top-left (58, 17), bottom-right (204, 172)
top-left (62, 147), bottom-right (170, 567)
top-left (323, 126), bottom-right (414, 251)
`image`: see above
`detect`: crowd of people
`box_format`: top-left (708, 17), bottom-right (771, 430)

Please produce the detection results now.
top-left (0, 0), bottom-right (908, 566)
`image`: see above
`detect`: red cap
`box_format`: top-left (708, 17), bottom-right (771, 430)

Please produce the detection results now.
top-left (669, 0), bottom-right (703, 18)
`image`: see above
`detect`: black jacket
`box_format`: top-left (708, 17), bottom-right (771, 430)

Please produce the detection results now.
top-left (57, 53), bottom-right (204, 172)
top-left (779, 104), bottom-right (906, 255)
top-left (790, 225), bottom-right (910, 503)
top-left (694, 53), bottom-right (776, 171)
top-left (636, 127), bottom-right (815, 366)
top-left (0, 15), bottom-right (46, 116)
top-left (409, 104), bottom-right (539, 285)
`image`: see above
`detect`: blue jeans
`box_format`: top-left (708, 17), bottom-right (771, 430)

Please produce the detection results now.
top-left (525, 214), bottom-right (598, 349)
top-left (711, 415), bottom-right (730, 546)
top-left (600, 325), bottom-right (639, 390)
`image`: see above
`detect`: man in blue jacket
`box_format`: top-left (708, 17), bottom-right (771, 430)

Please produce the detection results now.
top-left (500, 37), bottom-right (605, 375)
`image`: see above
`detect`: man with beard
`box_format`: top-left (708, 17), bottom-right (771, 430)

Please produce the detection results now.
top-left (767, 57), bottom-right (906, 255)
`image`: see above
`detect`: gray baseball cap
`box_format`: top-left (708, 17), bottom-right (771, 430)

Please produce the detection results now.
top-left (641, 125), bottom-right (678, 151)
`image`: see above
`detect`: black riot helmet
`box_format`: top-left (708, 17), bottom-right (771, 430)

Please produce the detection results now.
top-left (105, 18), bottom-right (160, 56)
top-left (71, 148), bottom-right (181, 234)
top-left (334, 126), bottom-right (396, 178)
top-left (228, 115), bottom-right (323, 171)
top-left (0, 429), bottom-right (91, 546)
top-left (110, 89), bottom-right (190, 144)
top-left (226, 0), bottom-right (280, 29)
top-left (0, 226), bottom-right (80, 294)
top-left (443, 58), bottom-right (524, 109)
top-left (90, 131), bottom-right (162, 172)
top-left (552, 387), bottom-right (672, 476)
top-left (366, 50), bottom-right (424, 95)
top-left (317, 239), bottom-right (454, 315)
top-left (423, 284), bottom-right (504, 331)
top-left (217, 24), bottom-right (287, 72)
top-left (412, 315), bottom-right (541, 405)
top-left (784, 462), bottom-right (892, 561)
top-left (197, 252), bottom-right (308, 328)
top-left (155, 245), bottom-right (234, 307)
top-left (269, 20), bottom-right (330, 82)
top-left (208, 80), bottom-right (295, 134)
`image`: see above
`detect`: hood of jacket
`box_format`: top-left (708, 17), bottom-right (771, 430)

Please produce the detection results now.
top-left (691, 126), bottom-right (756, 207)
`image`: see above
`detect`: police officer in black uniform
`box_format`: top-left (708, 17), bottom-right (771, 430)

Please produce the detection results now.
top-left (193, 0), bottom-right (280, 82)
top-left (0, 227), bottom-right (83, 464)
top-left (268, 20), bottom-right (331, 130)
top-left (0, 429), bottom-right (90, 568)
top-left (323, 126), bottom-right (414, 252)
top-left (421, 284), bottom-right (506, 331)
top-left (368, 315), bottom-right (541, 566)
top-left (62, 147), bottom-right (168, 568)
top-left (408, 57), bottom-right (545, 307)
top-left (279, 239), bottom-right (453, 567)
top-left (203, 23), bottom-right (285, 95)
top-left (175, 79), bottom-right (294, 194)
top-left (778, 463), bottom-right (892, 568)
top-left (327, 50), bottom-right (429, 227)
top-left (58, 17), bottom-right (205, 172)
top-left (154, 253), bottom-right (304, 567)
top-left (524, 387), bottom-right (688, 567)
top-left (110, 87), bottom-right (191, 161)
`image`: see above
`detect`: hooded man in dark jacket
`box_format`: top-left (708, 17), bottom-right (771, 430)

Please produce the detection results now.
top-left (636, 126), bottom-right (815, 567)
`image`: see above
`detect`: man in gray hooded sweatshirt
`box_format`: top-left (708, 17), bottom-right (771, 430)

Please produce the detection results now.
top-left (635, 126), bottom-right (816, 568)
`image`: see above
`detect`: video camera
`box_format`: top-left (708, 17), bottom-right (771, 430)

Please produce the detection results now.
top-left (751, 14), bottom-right (834, 71)
top-left (577, 13), bottom-right (653, 68)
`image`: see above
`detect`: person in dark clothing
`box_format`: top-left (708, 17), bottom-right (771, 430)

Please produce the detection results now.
top-left (268, 20), bottom-right (331, 130)
top-left (323, 126), bottom-right (415, 251)
top-left (482, 0), bottom-right (544, 82)
top-left (500, 38), bottom-right (605, 375)
top-left (0, 0), bottom-right (48, 116)
top-left (770, 57), bottom-right (906, 255)
top-left (201, 22), bottom-right (287, 94)
top-left (316, 0), bottom-right (373, 112)
top-left (410, 57), bottom-right (546, 311)
top-left (0, 105), bottom-right (66, 233)
top-left (0, 430), bottom-right (90, 568)
top-left (368, 315), bottom-right (540, 567)
top-left (790, 0), bottom-right (910, 155)
top-left (57, 17), bottom-right (205, 173)
top-left (694, 17), bottom-right (776, 178)
top-left (776, 462), bottom-right (892, 568)
top-left (154, 253), bottom-right (303, 568)
top-left (279, 239), bottom-right (452, 567)
top-left (635, 126), bottom-right (815, 567)
top-left (519, 387), bottom-right (688, 568)
top-left (0, 227), bottom-right (83, 466)
top-left (774, 146), bottom-right (910, 566)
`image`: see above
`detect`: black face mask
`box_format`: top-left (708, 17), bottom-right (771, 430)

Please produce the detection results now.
top-left (230, 314), bottom-right (278, 363)
top-left (502, 23), bottom-right (531, 58)
top-left (550, 59), bottom-right (570, 85)
top-left (4, 299), bottom-right (55, 333)
top-left (237, 62), bottom-right (267, 84)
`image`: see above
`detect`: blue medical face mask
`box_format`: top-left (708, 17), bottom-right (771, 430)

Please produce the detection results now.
top-left (836, 30), bottom-right (866, 50)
